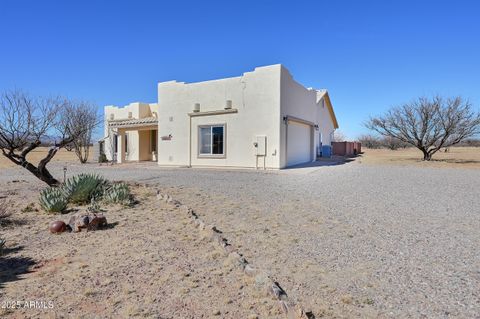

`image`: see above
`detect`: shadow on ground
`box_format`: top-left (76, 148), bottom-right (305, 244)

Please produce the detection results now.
top-left (431, 159), bottom-right (480, 165)
top-left (0, 245), bottom-right (36, 290)
top-left (103, 221), bottom-right (119, 230)
top-left (285, 155), bottom-right (357, 170)
top-left (390, 157), bottom-right (480, 165)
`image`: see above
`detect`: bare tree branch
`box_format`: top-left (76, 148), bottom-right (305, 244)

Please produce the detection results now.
top-left (366, 96), bottom-right (480, 160)
top-left (0, 90), bottom-right (99, 186)
top-left (62, 101), bottom-right (100, 163)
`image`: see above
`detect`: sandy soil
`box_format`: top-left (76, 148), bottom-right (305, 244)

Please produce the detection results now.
top-left (0, 148), bottom-right (86, 169)
top-left (1, 147), bottom-right (479, 318)
top-left (0, 183), bottom-right (279, 318)
top-left (359, 146), bottom-right (480, 168)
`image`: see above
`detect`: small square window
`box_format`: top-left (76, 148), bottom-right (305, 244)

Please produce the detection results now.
top-left (199, 125), bottom-right (225, 157)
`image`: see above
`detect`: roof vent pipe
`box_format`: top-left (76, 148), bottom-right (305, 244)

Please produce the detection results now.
top-left (225, 100), bottom-right (232, 110)
top-left (193, 103), bottom-right (200, 113)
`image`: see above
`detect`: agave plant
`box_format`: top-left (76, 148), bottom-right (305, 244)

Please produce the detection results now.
top-left (39, 188), bottom-right (68, 213)
top-left (62, 174), bottom-right (109, 204)
top-left (103, 183), bottom-right (132, 205)
top-left (87, 198), bottom-right (101, 214)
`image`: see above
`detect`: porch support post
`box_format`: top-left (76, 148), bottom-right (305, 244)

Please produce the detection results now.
top-left (117, 129), bottom-right (126, 163)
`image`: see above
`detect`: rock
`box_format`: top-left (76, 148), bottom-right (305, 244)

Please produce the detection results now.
top-left (87, 214), bottom-right (108, 231)
top-left (224, 244), bottom-right (236, 254)
top-left (269, 281), bottom-right (287, 300)
top-left (193, 219), bottom-right (202, 227)
top-left (68, 212), bottom-right (107, 232)
top-left (244, 264), bottom-right (257, 277)
top-left (289, 305), bottom-right (313, 319)
top-left (49, 220), bottom-right (66, 234)
top-left (228, 251), bottom-right (242, 260)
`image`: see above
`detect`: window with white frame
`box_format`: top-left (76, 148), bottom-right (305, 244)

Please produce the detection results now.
top-left (199, 125), bottom-right (225, 156)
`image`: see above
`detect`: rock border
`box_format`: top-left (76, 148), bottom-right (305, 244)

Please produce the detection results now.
top-left (157, 191), bottom-right (315, 319)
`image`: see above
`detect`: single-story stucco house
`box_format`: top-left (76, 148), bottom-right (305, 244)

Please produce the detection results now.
top-left (102, 64), bottom-right (339, 169)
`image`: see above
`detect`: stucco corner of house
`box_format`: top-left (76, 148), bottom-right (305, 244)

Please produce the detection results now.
top-left (99, 64), bottom-right (340, 169)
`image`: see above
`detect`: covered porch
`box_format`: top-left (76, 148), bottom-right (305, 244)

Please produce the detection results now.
top-left (108, 117), bottom-right (158, 163)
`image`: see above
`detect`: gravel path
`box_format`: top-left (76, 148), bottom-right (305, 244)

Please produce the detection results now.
top-left (2, 160), bottom-right (480, 318)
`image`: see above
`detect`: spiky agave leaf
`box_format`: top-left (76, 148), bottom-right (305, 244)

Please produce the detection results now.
top-left (39, 188), bottom-right (68, 213)
top-left (103, 183), bottom-right (132, 205)
top-left (62, 174), bottom-right (110, 204)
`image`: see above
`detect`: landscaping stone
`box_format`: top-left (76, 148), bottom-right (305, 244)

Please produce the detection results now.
top-left (244, 264), bottom-right (257, 277)
top-left (68, 212), bottom-right (107, 232)
top-left (155, 191), bottom-right (313, 318)
top-left (49, 220), bottom-right (66, 234)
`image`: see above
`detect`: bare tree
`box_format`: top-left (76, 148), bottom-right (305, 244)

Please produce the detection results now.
top-left (358, 134), bottom-right (382, 149)
top-left (64, 101), bottom-right (99, 163)
top-left (381, 136), bottom-right (406, 150)
top-left (332, 130), bottom-right (347, 142)
top-left (0, 90), bottom-right (96, 186)
top-left (366, 96), bottom-right (480, 160)
top-left (459, 138), bottom-right (480, 147)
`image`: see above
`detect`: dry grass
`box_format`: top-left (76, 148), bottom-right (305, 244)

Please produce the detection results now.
top-left (359, 146), bottom-right (480, 168)
top-left (0, 148), bottom-right (84, 169)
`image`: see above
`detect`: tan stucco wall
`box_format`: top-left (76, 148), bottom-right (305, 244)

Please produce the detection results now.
top-left (103, 102), bottom-right (158, 162)
top-left (138, 130), bottom-right (151, 161)
top-left (157, 64), bottom-right (282, 169)
top-left (280, 67), bottom-right (336, 167)
top-left (102, 64), bottom-right (338, 168)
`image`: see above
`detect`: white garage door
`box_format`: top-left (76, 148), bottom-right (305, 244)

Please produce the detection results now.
top-left (287, 122), bottom-right (312, 166)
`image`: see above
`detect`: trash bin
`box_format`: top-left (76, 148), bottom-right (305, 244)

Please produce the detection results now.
top-left (322, 145), bottom-right (332, 158)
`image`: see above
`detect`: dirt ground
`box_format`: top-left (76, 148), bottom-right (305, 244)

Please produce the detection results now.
top-left (1, 146), bottom-right (479, 318)
top-left (359, 146), bottom-right (480, 168)
top-left (0, 183), bottom-right (280, 319)
top-left (0, 148), bottom-right (83, 169)
top-left (2, 146), bottom-right (478, 171)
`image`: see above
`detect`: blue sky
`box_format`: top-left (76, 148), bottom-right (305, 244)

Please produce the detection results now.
top-left (1, 0), bottom-right (479, 139)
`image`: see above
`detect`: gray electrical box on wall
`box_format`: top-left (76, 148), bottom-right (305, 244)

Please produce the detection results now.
top-left (255, 136), bottom-right (267, 156)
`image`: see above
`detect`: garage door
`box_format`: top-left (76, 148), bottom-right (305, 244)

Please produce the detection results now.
top-left (287, 121), bottom-right (312, 166)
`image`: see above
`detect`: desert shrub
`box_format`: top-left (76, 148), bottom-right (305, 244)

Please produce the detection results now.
top-left (21, 203), bottom-right (38, 213)
top-left (62, 173), bottom-right (109, 204)
top-left (103, 183), bottom-right (132, 205)
top-left (358, 134), bottom-right (382, 149)
top-left (0, 200), bottom-right (11, 219)
top-left (0, 200), bottom-right (12, 226)
top-left (98, 153), bottom-right (108, 163)
top-left (459, 138), bottom-right (480, 147)
top-left (39, 188), bottom-right (68, 213)
top-left (381, 136), bottom-right (405, 150)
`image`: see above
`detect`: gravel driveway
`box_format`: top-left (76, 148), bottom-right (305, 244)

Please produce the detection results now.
top-left (2, 160), bottom-right (479, 318)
